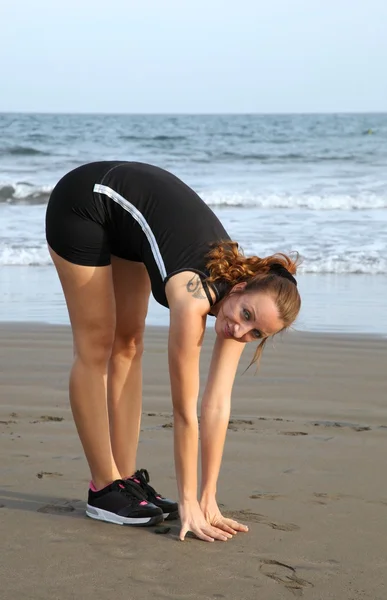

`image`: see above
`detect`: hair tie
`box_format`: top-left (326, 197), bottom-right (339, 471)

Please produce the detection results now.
top-left (269, 263), bottom-right (297, 286)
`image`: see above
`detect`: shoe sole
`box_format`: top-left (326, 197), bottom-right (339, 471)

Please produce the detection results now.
top-left (86, 504), bottom-right (163, 527)
top-left (163, 510), bottom-right (179, 521)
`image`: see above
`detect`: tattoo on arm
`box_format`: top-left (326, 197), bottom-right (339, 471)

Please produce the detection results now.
top-left (186, 274), bottom-right (207, 300)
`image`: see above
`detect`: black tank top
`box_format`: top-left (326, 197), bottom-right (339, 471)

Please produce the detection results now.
top-left (93, 161), bottom-right (231, 308)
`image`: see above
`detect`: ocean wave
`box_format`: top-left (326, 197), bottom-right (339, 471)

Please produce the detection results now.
top-left (0, 245), bottom-right (52, 266)
top-left (199, 151), bottom-right (367, 163)
top-left (302, 259), bottom-right (387, 275)
top-left (302, 253), bottom-right (387, 274)
top-left (0, 183), bottom-right (52, 204)
top-left (1, 145), bottom-right (50, 156)
top-left (1, 182), bottom-right (386, 210)
top-left (0, 243), bottom-right (386, 273)
top-left (119, 134), bottom-right (187, 141)
top-left (203, 191), bottom-right (387, 210)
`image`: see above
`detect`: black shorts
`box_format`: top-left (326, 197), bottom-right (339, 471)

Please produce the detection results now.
top-left (45, 161), bottom-right (136, 266)
top-left (45, 160), bottom-right (229, 308)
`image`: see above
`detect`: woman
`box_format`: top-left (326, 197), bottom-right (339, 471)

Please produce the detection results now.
top-left (45, 161), bottom-right (301, 543)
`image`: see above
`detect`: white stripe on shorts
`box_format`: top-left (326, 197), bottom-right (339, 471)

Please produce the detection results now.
top-left (94, 183), bottom-right (167, 281)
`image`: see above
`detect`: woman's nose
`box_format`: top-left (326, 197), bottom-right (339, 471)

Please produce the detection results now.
top-left (233, 323), bottom-right (246, 339)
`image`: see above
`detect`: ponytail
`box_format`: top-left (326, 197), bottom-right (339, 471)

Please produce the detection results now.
top-left (205, 241), bottom-right (299, 285)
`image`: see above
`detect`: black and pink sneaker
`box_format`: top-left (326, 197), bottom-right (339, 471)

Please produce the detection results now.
top-left (86, 479), bottom-right (163, 526)
top-left (127, 469), bottom-right (179, 521)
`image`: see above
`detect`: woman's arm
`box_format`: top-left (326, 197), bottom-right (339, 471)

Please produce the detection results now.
top-left (200, 336), bottom-right (245, 499)
top-left (166, 272), bottom-right (231, 541)
top-left (199, 336), bottom-right (249, 534)
top-left (168, 300), bottom-right (205, 503)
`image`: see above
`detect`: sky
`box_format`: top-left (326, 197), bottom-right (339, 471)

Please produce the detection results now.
top-left (1, 0), bottom-right (386, 114)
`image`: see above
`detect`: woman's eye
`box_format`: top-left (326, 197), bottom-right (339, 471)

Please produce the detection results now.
top-left (243, 309), bottom-right (250, 320)
top-left (252, 329), bottom-right (262, 339)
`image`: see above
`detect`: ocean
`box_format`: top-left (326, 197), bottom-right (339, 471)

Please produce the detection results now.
top-left (1, 112), bottom-right (386, 334)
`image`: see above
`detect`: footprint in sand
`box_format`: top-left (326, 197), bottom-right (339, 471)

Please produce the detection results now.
top-left (38, 502), bottom-right (75, 514)
top-left (224, 509), bottom-right (299, 531)
top-left (311, 492), bottom-right (348, 504)
top-left (279, 431), bottom-right (308, 436)
top-left (37, 498), bottom-right (84, 515)
top-left (36, 471), bottom-right (63, 479)
top-left (250, 493), bottom-right (282, 500)
top-left (312, 420), bottom-right (371, 432)
top-left (365, 498), bottom-right (387, 507)
top-left (228, 419), bottom-right (255, 432)
top-left (31, 416), bottom-right (64, 424)
top-left (260, 559), bottom-right (313, 597)
top-left (258, 417), bottom-right (293, 422)
top-left (352, 426), bottom-right (371, 432)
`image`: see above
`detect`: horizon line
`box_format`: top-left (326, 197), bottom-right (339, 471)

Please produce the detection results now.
top-left (1, 110), bottom-right (386, 116)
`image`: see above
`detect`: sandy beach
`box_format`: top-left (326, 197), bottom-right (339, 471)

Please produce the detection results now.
top-left (1, 323), bottom-right (386, 599)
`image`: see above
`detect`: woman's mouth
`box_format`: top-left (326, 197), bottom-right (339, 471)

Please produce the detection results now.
top-left (224, 323), bottom-right (232, 338)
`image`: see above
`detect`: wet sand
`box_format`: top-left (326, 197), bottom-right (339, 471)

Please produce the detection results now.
top-left (0, 323), bottom-right (386, 599)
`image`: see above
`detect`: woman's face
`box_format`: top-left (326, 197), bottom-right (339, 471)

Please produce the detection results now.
top-left (214, 284), bottom-right (284, 343)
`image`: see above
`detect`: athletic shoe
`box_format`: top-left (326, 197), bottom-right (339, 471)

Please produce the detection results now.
top-left (127, 468), bottom-right (179, 521)
top-left (86, 479), bottom-right (163, 526)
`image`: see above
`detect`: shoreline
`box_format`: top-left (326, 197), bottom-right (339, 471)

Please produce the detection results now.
top-left (2, 266), bottom-right (387, 336)
top-left (1, 319), bottom-right (386, 342)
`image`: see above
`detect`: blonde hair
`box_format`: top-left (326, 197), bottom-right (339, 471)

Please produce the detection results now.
top-left (205, 241), bottom-right (301, 368)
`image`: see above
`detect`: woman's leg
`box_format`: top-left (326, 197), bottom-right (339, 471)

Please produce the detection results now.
top-left (108, 256), bottom-right (151, 479)
top-left (48, 246), bottom-right (121, 490)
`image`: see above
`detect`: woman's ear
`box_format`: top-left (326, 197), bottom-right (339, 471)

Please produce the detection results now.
top-left (231, 281), bottom-right (247, 293)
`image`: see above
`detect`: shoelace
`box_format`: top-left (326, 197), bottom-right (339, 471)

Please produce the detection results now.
top-left (120, 478), bottom-right (148, 501)
top-left (133, 469), bottom-right (159, 498)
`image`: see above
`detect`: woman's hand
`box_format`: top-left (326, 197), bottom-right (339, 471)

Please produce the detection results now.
top-left (179, 501), bottom-right (234, 542)
top-left (200, 497), bottom-right (249, 535)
